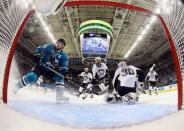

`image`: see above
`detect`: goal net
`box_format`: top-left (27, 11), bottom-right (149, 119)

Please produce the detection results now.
top-left (0, 0), bottom-right (184, 110)
top-left (160, 0), bottom-right (184, 109)
top-left (0, 0), bottom-right (30, 101)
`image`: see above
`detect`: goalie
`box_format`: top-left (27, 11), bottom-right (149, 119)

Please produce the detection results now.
top-left (14, 39), bottom-right (69, 104)
top-left (106, 61), bottom-right (139, 104)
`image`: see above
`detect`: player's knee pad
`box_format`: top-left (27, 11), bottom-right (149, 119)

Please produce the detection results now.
top-left (24, 72), bottom-right (38, 85)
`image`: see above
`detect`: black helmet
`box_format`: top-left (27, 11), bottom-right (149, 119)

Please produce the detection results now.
top-left (57, 38), bottom-right (66, 46)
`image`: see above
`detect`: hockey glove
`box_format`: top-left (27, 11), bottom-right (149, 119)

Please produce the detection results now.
top-left (33, 54), bottom-right (41, 64)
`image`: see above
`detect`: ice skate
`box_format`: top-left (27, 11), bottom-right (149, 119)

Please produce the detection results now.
top-left (149, 90), bottom-right (152, 95)
top-left (76, 92), bottom-right (81, 97)
top-left (56, 85), bottom-right (69, 104)
top-left (90, 94), bottom-right (94, 98)
top-left (106, 94), bottom-right (116, 103)
top-left (82, 94), bottom-right (88, 99)
top-left (56, 96), bottom-right (69, 104)
top-left (155, 89), bottom-right (158, 95)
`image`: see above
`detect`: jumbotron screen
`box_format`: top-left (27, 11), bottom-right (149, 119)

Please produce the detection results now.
top-left (81, 33), bottom-right (109, 57)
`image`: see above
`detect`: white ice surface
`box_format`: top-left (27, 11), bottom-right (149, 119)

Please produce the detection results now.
top-left (5, 86), bottom-right (178, 129)
top-left (2, 57), bottom-right (183, 130)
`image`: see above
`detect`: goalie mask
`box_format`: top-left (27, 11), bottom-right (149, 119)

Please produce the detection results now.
top-left (118, 61), bottom-right (127, 67)
top-left (95, 57), bottom-right (101, 67)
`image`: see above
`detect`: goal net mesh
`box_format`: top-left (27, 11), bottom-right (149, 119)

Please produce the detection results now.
top-left (0, 0), bottom-right (30, 98)
top-left (160, 0), bottom-right (184, 109)
top-left (0, 0), bottom-right (184, 109)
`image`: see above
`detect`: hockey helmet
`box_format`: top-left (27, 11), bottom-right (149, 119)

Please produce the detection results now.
top-left (84, 67), bottom-right (89, 72)
top-left (56, 38), bottom-right (66, 51)
top-left (95, 57), bottom-right (101, 61)
top-left (118, 61), bottom-right (127, 67)
top-left (95, 57), bottom-right (101, 66)
top-left (57, 38), bottom-right (66, 46)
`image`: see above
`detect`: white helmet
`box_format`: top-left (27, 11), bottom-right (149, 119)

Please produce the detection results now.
top-left (95, 57), bottom-right (102, 67)
top-left (118, 61), bottom-right (127, 67)
top-left (84, 67), bottom-right (89, 72)
top-left (95, 57), bottom-right (101, 61)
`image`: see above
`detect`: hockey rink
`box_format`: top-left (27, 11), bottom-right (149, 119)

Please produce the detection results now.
top-left (0, 59), bottom-right (181, 131)
top-left (5, 84), bottom-right (177, 129)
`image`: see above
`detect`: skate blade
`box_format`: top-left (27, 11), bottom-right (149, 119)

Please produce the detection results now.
top-left (56, 100), bottom-right (69, 104)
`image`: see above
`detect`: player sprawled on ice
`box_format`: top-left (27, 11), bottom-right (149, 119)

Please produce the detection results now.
top-left (145, 64), bottom-right (158, 95)
top-left (77, 67), bottom-right (93, 99)
top-left (106, 61), bottom-right (143, 104)
top-left (14, 38), bottom-right (69, 104)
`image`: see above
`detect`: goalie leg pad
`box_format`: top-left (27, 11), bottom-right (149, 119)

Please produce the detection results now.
top-left (122, 93), bottom-right (139, 104)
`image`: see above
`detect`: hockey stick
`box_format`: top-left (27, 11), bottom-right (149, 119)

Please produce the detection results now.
top-left (150, 64), bottom-right (155, 71)
top-left (43, 65), bottom-right (95, 94)
top-left (44, 65), bottom-right (108, 95)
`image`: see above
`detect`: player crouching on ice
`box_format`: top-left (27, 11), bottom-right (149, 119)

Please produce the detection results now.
top-left (145, 64), bottom-right (158, 95)
top-left (14, 38), bottom-right (69, 104)
top-left (89, 57), bottom-right (110, 96)
top-left (106, 61), bottom-right (141, 104)
top-left (77, 67), bottom-right (93, 99)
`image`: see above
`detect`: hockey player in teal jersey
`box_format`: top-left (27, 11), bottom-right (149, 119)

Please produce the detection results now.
top-left (14, 38), bottom-right (69, 104)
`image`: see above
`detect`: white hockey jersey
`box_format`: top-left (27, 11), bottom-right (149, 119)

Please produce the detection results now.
top-left (112, 66), bottom-right (137, 88)
top-left (79, 72), bottom-right (93, 83)
top-left (147, 71), bottom-right (158, 82)
top-left (92, 63), bottom-right (108, 79)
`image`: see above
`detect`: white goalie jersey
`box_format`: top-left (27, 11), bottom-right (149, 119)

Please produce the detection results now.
top-left (92, 63), bottom-right (108, 79)
top-left (79, 72), bottom-right (93, 84)
top-left (112, 66), bottom-right (137, 88)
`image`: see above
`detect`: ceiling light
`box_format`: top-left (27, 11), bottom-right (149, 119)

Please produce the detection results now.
top-left (124, 12), bottom-right (158, 58)
top-left (36, 12), bottom-right (56, 43)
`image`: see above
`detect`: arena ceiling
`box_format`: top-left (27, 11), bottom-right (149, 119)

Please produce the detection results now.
top-left (17, 0), bottom-right (170, 67)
